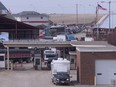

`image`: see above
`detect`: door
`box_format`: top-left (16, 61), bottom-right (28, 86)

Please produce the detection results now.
top-left (70, 55), bottom-right (76, 70)
top-left (95, 60), bottom-right (116, 85)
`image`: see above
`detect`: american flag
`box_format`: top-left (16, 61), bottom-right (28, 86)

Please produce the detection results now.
top-left (98, 4), bottom-right (107, 10)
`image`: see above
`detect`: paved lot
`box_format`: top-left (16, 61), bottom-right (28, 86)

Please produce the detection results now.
top-left (0, 63), bottom-right (77, 87)
top-left (0, 63), bottom-right (114, 87)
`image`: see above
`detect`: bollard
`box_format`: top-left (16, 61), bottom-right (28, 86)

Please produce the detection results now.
top-left (10, 63), bottom-right (13, 70)
top-left (94, 76), bottom-right (96, 86)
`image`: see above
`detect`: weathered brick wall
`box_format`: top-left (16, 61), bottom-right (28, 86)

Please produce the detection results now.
top-left (108, 31), bottom-right (116, 46)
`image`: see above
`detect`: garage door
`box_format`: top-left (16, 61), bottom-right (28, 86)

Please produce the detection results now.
top-left (95, 60), bottom-right (116, 85)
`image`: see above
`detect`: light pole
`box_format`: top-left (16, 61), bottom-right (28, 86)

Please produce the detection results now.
top-left (76, 4), bottom-right (86, 25)
top-left (109, 1), bottom-right (111, 33)
top-left (57, 4), bottom-right (64, 25)
top-left (76, 4), bottom-right (78, 25)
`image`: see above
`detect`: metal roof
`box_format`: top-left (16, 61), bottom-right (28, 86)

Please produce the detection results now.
top-left (3, 40), bottom-right (116, 52)
top-left (71, 41), bottom-right (116, 52)
top-left (3, 40), bottom-right (111, 48)
top-left (3, 40), bottom-right (72, 47)
top-left (76, 45), bottom-right (116, 52)
top-left (71, 41), bottom-right (109, 47)
top-left (13, 11), bottom-right (49, 17)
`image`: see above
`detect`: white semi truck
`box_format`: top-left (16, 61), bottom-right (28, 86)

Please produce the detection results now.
top-left (44, 48), bottom-right (60, 69)
top-left (51, 58), bottom-right (71, 85)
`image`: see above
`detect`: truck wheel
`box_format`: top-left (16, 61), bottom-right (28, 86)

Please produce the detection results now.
top-left (55, 82), bottom-right (58, 85)
top-left (52, 79), bottom-right (54, 83)
top-left (26, 60), bottom-right (29, 63)
top-left (67, 83), bottom-right (70, 86)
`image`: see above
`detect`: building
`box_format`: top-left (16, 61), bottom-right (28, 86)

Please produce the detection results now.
top-left (14, 11), bottom-right (49, 38)
top-left (108, 29), bottom-right (116, 46)
top-left (0, 2), bottom-right (40, 40)
top-left (71, 41), bottom-right (116, 85)
top-left (77, 46), bottom-right (116, 85)
top-left (14, 11), bottom-right (49, 27)
top-left (0, 2), bottom-right (40, 63)
top-left (0, 15), bottom-right (39, 40)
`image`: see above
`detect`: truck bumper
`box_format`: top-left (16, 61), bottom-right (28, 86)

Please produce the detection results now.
top-left (56, 80), bottom-right (70, 84)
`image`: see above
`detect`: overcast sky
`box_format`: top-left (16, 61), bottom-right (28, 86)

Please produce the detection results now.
top-left (1, 0), bottom-right (116, 14)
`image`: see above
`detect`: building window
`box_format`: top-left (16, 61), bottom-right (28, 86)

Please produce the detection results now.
top-left (41, 17), bottom-right (43, 19)
top-left (71, 59), bottom-right (74, 64)
top-left (0, 56), bottom-right (4, 61)
top-left (26, 17), bottom-right (29, 19)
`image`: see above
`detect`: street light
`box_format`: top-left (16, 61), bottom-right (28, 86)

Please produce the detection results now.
top-left (57, 4), bottom-right (65, 25)
top-left (76, 4), bottom-right (86, 25)
top-left (76, 4), bottom-right (78, 25)
top-left (101, 1), bottom-right (116, 33)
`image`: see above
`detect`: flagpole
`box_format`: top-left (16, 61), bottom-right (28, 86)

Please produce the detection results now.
top-left (96, 3), bottom-right (99, 40)
top-left (96, 3), bottom-right (107, 40)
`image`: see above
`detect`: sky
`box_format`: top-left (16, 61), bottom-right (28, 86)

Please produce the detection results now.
top-left (1, 0), bottom-right (116, 14)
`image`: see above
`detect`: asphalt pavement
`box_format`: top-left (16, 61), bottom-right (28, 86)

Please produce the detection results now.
top-left (0, 63), bottom-right (77, 87)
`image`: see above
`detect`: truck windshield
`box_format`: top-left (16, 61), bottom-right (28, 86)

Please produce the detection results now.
top-left (55, 72), bottom-right (69, 78)
top-left (46, 55), bottom-right (56, 58)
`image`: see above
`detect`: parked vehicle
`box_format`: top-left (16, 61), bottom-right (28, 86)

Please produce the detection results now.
top-left (53, 34), bottom-right (76, 42)
top-left (0, 54), bottom-right (5, 68)
top-left (0, 48), bottom-right (32, 63)
top-left (51, 58), bottom-right (71, 85)
top-left (44, 48), bottom-right (59, 69)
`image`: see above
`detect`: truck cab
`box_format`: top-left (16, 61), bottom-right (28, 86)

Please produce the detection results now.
top-left (52, 72), bottom-right (70, 85)
top-left (44, 50), bottom-right (57, 62)
top-left (44, 49), bottom-right (58, 68)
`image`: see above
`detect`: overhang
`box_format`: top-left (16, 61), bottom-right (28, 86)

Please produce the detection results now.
top-left (76, 45), bottom-right (116, 52)
top-left (70, 41), bottom-right (109, 47)
top-left (3, 40), bottom-right (72, 47)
